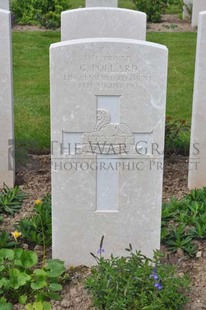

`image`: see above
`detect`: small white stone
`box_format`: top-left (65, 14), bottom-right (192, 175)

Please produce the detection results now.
top-left (34, 245), bottom-right (44, 252)
top-left (196, 251), bottom-right (202, 258)
top-left (178, 272), bottom-right (185, 278)
top-left (177, 248), bottom-right (185, 257)
top-left (22, 244), bottom-right (29, 250)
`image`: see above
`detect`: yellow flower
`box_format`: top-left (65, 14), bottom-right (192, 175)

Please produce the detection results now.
top-left (11, 231), bottom-right (22, 241)
top-left (35, 199), bottom-right (42, 205)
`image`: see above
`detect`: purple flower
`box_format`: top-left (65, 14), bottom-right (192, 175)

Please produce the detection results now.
top-left (154, 282), bottom-right (163, 290)
top-left (97, 248), bottom-right (105, 255)
top-left (150, 268), bottom-right (159, 280)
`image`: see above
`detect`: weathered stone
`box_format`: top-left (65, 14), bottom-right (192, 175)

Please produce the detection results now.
top-left (0, 0), bottom-right (9, 10)
top-left (50, 37), bottom-right (168, 266)
top-left (177, 248), bottom-right (185, 257)
top-left (61, 8), bottom-right (146, 41)
top-left (188, 12), bottom-right (206, 189)
top-left (86, 0), bottom-right (117, 7)
top-left (196, 251), bottom-right (202, 258)
top-left (183, 0), bottom-right (193, 20)
top-left (192, 0), bottom-right (206, 27)
top-left (22, 243), bottom-right (29, 250)
top-left (0, 9), bottom-right (14, 188)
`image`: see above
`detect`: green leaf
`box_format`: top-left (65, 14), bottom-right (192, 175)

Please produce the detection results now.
top-left (14, 248), bottom-right (23, 258)
top-left (42, 302), bottom-right (51, 310)
top-left (9, 269), bottom-right (31, 289)
top-left (47, 291), bottom-right (61, 301)
top-left (26, 303), bottom-right (42, 310)
top-left (0, 303), bottom-right (12, 310)
top-left (19, 250), bottom-right (38, 268)
top-left (33, 269), bottom-right (47, 277)
top-left (0, 249), bottom-right (14, 260)
top-left (31, 279), bottom-right (47, 290)
top-left (0, 266), bottom-right (5, 272)
top-left (45, 259), bottom-right (65, 278)
top-left (26, 302), bottom-right (51, 310)
top-left (49, 283), bottom-right (62, 291)
top-left (0, 278), bottom-right (10, 289)
top-left (19, 295), bottom-right (28, 305)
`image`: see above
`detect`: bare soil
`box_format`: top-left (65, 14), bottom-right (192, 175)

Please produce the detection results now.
top-left (12, 14), bottom-right (195, 33)
top-left (148, 14), bottom-right (195, 32)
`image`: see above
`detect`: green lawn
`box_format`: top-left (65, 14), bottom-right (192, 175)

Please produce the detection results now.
top-left (13, 31), bottom-right (59, 152)
top-left (69, 0), bottom-right (136, 9)
top-left (13, 31), bottom-right (196, 153)
top-left (147, 32), bottom-right (196, 122)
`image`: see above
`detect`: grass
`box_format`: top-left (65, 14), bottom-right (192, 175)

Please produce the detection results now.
top-left (69, 0), bottom-right (136, 9)
top-left (13, 31), bottom-right (196, 153)
top-left (13, 31), bottom-right (60, 152)
top-left (147, 32), bottom-right (196, 122)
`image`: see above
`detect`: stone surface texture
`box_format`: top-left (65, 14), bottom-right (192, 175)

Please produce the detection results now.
top-left (86, 0), bottom-right (117, 6)
top-left (61, 8), bottom-right (146, 41)
top-left (192, 0), bottom-right (206, 27)
top-left (183, 0), bottom-right (193, 20)
top-left (50, 38), bottom-right (168, 266)
top-left (0, 9), bottom-right (14, 188)
top-left (0, 0), bottom-right (9, 10)
top-left (189, 12), bottom-right (206, 189)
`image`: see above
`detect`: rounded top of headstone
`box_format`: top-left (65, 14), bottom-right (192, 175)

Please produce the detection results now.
top-left (62, 7), bottom-right (146, 16)
top-left (51, 37), bottom-right (168, 53)
top-left (61, 8), bottom-right (147, 42)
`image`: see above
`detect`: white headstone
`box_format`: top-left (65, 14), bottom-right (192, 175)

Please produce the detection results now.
top-left (50, 38), bottom-right (168, 266)
top-left (192, 0), bottom-right (206, 27)
top-left (0, 0), bottom-right (9, 10)
top-left (0, 9), bottom-right (14, 188)
top-left (86, 0), bottom-right (117, 6)
top-left (61, 8), bottom-right (146, 41)
top-left (188, 11), bottom-right (206, 189)
top-left (183, 0), bottom-right (193, 20)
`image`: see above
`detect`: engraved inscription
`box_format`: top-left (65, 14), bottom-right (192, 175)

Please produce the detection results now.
top-left (64, 55), bottom-right (152, 89)
top-left (82, 109), bottom-right (134, 155)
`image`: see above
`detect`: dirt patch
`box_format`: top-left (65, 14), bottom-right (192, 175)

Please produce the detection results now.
top-left (1, 155), bottom-right (201, 309)
top-left (148, 14), bottom-right (195, 32)
top-left (12, 14), bottom-right (195, 33)
top-left (12, 25), bottom-right (50, 32)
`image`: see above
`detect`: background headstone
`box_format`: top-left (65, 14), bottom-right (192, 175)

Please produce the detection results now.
top-left (50, 38), bottom-right (168, 266)
top-left (0, 0), bottom-right (9, 10)
top-left (188, 11), bottom-right (206, 189)
top-left (192, 0), bottom-right (206, 27)
top-left (86, 0), bottom-right (117, 6)
top-left (0, 9), bottom-right (14, 188)
top-left (61, 8), bottom-right (146, 41)
top-left (183, 0), bottom-right (193, 20)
